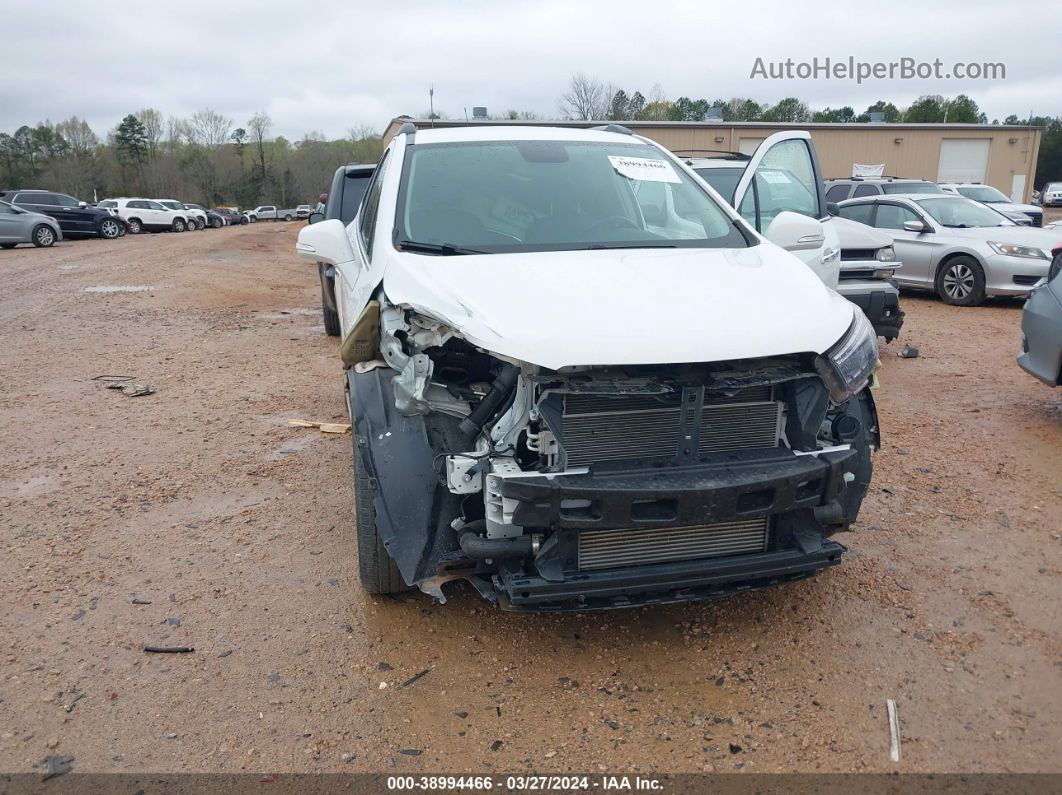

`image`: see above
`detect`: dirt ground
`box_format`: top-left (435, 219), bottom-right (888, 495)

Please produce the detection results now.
top-left (0, 222), bottom-right (1059, 777)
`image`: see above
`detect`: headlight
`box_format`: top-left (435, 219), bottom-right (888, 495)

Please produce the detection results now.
top-left (815, 310), bottom-right (879, 403)
top-left (987, 241), bottom-right (1048, 259)
top-left (875, 246), bottom-right (896, 262)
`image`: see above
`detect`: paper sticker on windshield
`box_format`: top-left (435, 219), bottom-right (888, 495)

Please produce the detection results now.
top-left (608, 155), bottom-right (681, 184)
top-left (759, 171), bottom-right (792, 184)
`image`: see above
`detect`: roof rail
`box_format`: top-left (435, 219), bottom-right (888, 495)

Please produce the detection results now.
top-left (591, 123), bottom-right (634, 135)
top-left (397, 121), bottom-right (417, 137)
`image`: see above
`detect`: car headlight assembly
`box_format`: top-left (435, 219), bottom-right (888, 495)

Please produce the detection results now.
top-left (815, 310), bottom-right (879, 403)
top-left (988, 241), bottom-right (1047, 259)
top-left (875, 245), bottom-right (896, 262)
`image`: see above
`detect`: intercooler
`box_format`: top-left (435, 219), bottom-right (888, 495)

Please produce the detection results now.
top-left (558, 386), bottom-right (783, 467)
top-left (577, 517), bottom-right (770, 570)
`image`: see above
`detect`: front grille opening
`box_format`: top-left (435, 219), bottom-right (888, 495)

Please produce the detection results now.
top-left (736, 488), bottom-right (774, 513)
top-left (630, 498), bottom-right (677, 521)
top-left (795, 478), bottom-right (822, 501)
top-left (577, 517), bottom-right (770, 571)
top-left (1013, 275), bottom-right (1042, 286)
top-left (560, 498), bottom-right (601, 520)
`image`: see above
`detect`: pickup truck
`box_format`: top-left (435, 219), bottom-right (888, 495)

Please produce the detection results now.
top-left (244, 205), bottom-right (300, 222)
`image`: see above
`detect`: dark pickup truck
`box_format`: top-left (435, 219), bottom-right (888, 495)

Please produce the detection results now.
top-left (308, 164), bottom-right (376, 335)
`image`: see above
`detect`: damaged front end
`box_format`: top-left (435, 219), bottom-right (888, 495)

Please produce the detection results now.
top-left (349, 295), bottom-right (879, 612)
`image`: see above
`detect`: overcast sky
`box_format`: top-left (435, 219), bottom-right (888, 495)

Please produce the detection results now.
top-left (3, 0), bottom-right (1060, 140)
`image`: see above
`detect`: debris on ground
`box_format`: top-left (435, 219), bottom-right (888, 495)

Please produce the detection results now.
top-left (131, 598), bottom-right (151, 605)
top-left (899, 345), bottom-right (920, 359)
top-left (887, 699), bottom-right (901, 762)
top-left (93, 375), bottom-right (154, 397)
top-left (288, 419), bottom-right (351, 434)
top-left (143, 646), bottom-right (194, 654)
top-left (400, 669), bottom-right (430, 688)
top-left (40, 755), bottom-right (74, 780)
top-left (64, 691), bottom-right (85, 713)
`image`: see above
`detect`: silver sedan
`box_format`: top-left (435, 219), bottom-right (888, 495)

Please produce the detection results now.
top-left (0, 200), bottom-right (63, 248)
top-left (1018, 253), bottom-right (1062, 386)
top-left (837, 194), bottom-right (1059, 306)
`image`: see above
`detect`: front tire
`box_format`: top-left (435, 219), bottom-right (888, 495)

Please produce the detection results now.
top-left (194, 217), bottom-right (205, 230)
top-left (172, 218), bottom-right (186, 233)
top-left (321, 268), bottom-right (340, 336)
top-left (284, 214), bottom-right (293, 221)
top-left (32, 224), bottom-right (56, 247)
top-left (353, 433), bottom-right (409, 594)
top-left (99, 218), bottom-right (121, 239)
top-left (127, 218), bottom-right (142, 234)
top-left (211, 217), bottom-right (223, 229)
top-left (936, 256), bottom-right (986, 306)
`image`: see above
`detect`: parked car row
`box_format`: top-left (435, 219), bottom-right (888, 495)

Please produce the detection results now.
top-left (243, 205), bottom-right (310, 222)
top-left (0, 188), bottom-right (265, 248)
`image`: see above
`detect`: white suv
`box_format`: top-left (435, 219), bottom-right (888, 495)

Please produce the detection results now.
top-left (157, 199), bottom-right (205, 230)
top-left (100, 198), bottom-right (189, 233)
top-left (295, 124), bottom-right (880, 611)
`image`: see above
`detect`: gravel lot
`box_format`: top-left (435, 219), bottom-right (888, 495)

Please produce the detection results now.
top-left (0, 223), bottom-right (1059, 775)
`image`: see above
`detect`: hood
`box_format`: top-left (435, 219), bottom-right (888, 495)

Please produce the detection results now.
top-left (943, 225), bottom-right (1062, 250)
top-left (382, 244), bottom-right (855, 370)
top-left (831, 216), bottom-right (893, 250)
top-left (989, 201), bottom-right (1041, 215)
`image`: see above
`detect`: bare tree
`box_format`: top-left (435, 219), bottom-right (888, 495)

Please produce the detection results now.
top-left (559, 73), bottom-right (608, 120)
top-left (189, 109), bottom-right (233, 150)
top-left (247, 111), bottom-right (273, 190)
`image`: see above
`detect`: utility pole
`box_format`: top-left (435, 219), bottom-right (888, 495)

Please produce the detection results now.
top-left (429, 85), bottom-right (435, 127)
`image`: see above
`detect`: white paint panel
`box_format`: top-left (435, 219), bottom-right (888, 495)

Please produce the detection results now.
top-left (937, 139), bottom-right (990, 184)
top-left (1010, 174), bottom-right (1026, 203)
top-left (739, 137), bottom-right (766, 156)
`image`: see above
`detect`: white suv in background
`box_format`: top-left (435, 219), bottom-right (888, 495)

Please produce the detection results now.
top-left (100, 198), bottom-right (188, 233)
top-left (157, 199), bottom-right (205, 230)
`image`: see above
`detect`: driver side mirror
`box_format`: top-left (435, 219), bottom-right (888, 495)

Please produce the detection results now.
top-left (78, 201), bottom-right (87, 208)
top-left (764, 211), bottom-right (826, 252)
top-left (826, 202), bottom-right (840, 217)
top-left (902, 220), bottom-right (925, 233)
top-left (297, 218), bottom-right (355, 265)
top-left (308, 211), bottom-right (324, 225)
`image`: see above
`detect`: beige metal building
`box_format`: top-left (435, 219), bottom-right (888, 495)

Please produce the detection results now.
top-left (384, 118), bottom-right (1043, 203)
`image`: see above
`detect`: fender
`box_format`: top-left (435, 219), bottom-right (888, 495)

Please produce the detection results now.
top-left (346, 367), bottom-right (462, 584)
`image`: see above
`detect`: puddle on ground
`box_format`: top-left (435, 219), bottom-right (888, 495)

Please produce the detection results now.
top-left (81, 285), bottom-right (161, 293)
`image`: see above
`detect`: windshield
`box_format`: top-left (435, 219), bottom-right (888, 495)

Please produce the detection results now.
top-left (916, 197), bottom-right (1011, 227)
top-left (882, 182), bottom-right (945, 195)
top-left (692, 166), bottom-right (743, 204)
top-left (956, 186), bottom-right (1010, 203)
top-left (395, 140), bottom-right (748, 254)
top-left (162, 201), bottom-right (181, 210)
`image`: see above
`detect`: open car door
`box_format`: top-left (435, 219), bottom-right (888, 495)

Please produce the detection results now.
top-left (732, 131), bottom-right (840, 287)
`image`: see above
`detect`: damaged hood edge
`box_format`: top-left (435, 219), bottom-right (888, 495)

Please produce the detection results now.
top-left (382, 246), bottom-right (855, 371)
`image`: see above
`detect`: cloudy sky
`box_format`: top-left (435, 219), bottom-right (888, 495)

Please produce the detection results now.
top-left (3, 0), bottom-right (1059, 140)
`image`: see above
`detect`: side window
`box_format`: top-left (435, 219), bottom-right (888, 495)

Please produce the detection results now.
top-left (359, 150), bottom-right (391, 260)
top-left (874, 204), bottom-right (919, 230)
top-left (54, 194), bottom-right (80, 207)
top-left (19, 193), bottom-right (56, 206)
top-left (837, 203), bottom-right (875, 225)
top-left (147, 201), bottom-right (164, 210)
top-left (852, 184), bottom-right (878, 198)
top-left (825, 184), bottom-right (850, 202)
top-left (754, 139), bottom-right (821, 222)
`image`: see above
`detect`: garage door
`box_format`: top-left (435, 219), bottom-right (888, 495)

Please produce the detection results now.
top-left (937, 139), bottom-right (990, 183)
top-left (739, 138), bottom-right (766, 156)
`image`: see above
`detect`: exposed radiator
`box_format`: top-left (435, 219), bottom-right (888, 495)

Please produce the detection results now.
top-left (559, 387), bottom-right (782, 467)
top-left (577, 517), bottom-right (770, 571)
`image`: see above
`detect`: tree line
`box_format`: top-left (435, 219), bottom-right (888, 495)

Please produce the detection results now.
top-left (0, 109), bottom-right (384, 209)
top-left (557, 74), bottom-right (1062, 186)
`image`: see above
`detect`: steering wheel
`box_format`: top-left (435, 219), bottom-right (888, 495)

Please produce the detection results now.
top-left (578, 215), bottom-right (641, 237)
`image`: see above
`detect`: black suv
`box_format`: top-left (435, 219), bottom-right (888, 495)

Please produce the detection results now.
top-left (308, 164), bottom-right (376, 336)
top-left (0, 190), bottom-right (124, 239)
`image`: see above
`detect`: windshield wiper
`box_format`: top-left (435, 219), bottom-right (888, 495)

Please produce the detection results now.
top-left (396, 239), bottom-right (488, 256)
top-left (942, 223), bottom-right (972, 228)
top-left (583, 242), bottom-right (678, 250)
